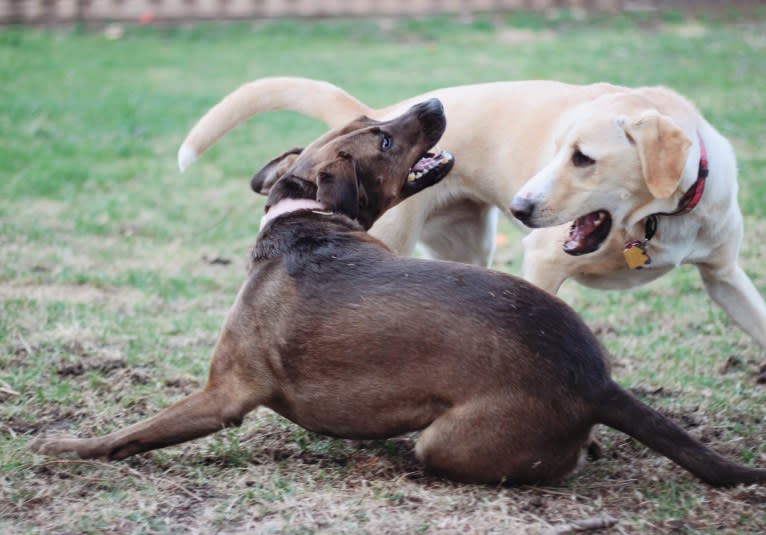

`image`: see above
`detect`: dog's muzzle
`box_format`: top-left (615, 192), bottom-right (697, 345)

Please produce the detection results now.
top-left (510, 196), bottom-right (537, 227)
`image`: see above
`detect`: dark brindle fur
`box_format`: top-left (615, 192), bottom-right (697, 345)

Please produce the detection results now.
top-left (31, 99), bottom-right (765, 486)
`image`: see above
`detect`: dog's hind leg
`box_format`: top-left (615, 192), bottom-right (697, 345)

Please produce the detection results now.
top-left (30, 330), bottom-right (268, 460)
top-left (414, 400), bottom-right (588, 484)
top-left (419, 201), bottom-right (499, 267)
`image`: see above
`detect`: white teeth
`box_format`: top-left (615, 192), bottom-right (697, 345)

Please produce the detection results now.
top-left (408, 151), bottom-right (454, 183)
top-left (408, 170), bottom-right (425, 182)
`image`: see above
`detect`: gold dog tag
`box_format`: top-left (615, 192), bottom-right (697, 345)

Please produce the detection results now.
top-left (623, 240), bottom-right (651, 270)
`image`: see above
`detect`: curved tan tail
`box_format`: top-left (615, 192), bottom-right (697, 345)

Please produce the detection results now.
top-left (177, 77), bottom-right (373, 171)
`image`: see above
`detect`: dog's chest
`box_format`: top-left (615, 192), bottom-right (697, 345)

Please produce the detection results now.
top-left (572, 219), bottom-right (716, 290)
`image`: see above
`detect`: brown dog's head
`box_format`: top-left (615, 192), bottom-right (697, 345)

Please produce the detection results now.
top-left (252, 99), bottom-right (454, 230)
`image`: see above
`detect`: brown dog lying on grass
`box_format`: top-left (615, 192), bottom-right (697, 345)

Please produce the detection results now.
top-left (31, 99), bottom-right (765, 487)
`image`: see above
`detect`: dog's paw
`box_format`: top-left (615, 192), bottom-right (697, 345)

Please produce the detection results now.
top-left (28, 436), bottom-right (91, 459)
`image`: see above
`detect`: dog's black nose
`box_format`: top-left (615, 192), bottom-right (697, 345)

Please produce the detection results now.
top-left (412, 98), bottom-right (444, 118)
top-left (414, 98), bottom-right (446, 144)
top-left (510, 196), bottom-right (536, 224)
top-left (422, 98), bottom-right (444, 114)
top-left (415, 98), bottom-right (443, 118)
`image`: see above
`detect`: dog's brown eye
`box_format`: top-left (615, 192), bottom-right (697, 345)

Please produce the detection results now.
top-left (381, 134), bottom-right (393, 151)
top-left (572, 148), bottom-right (595, 167)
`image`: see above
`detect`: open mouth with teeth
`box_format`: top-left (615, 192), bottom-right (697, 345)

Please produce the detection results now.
top-left (405, 149), bottom-right (455, 191)
top-left (563, 210), bottom-right (612, 256)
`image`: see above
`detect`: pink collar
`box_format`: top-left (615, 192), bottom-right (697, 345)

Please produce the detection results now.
top-left (259, 198), bottom-right (328, 230)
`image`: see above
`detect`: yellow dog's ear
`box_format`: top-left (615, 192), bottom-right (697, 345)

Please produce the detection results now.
top-left (623, 112), bottom-right (692, 199)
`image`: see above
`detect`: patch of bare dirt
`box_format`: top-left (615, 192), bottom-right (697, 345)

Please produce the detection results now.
top-left (57, 356), bottom-right (127, 377)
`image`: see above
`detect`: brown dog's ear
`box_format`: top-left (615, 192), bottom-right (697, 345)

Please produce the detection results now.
top-left (316, 153), bottom-right (359, 220)
top-left (623, 112), bottom-right (692, 199)
top-left (251, 147), bottom-right (303, 195)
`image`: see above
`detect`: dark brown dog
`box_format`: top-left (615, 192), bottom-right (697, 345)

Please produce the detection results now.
top-left (31, 99), bottom-right (765, 487)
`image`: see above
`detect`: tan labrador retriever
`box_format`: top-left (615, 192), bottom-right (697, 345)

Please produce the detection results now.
top-left (32, 100), bottom-right (766, 486)
top-left (177, 77), bottom-right (766, 351)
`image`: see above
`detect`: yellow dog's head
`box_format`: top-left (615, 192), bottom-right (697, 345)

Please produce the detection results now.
top-left (511, 92), bottom-right (696, 256)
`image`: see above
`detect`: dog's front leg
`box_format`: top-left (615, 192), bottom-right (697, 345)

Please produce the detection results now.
top-left (520, 231), bottom-right (568, 294)
top-left (31, 328), bottom-right (267, 460)
top-left (698, 262), bottom-right (766, 350)
top-left (29, 384), bottom-right (260, 460)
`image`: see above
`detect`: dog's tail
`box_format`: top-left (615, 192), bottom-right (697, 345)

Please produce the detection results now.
top-left (595, 381), bottom-right (766, 486)
top-left (177, 77), bottom-right (373, 172)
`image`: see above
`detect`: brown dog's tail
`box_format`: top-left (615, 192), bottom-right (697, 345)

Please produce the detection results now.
top-left (177, 77), bottom-right (373, 172)
top-left (595, 382), bottom-right (766, 486)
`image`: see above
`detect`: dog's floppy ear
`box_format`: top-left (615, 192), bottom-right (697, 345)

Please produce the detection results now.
top-left (623, 112), bottom-right (692, 199)
top-left (251, 147), bottom-right (303, 195)
top-left (265, 174), bottom-right (319, 213)
top-left (316, 152), bottom-right (359, 220)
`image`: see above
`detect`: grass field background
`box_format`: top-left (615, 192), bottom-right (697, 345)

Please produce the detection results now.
top-left (2, 10), bottom-right (766, 533)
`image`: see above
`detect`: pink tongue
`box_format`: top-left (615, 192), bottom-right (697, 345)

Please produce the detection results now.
top-left (413, 156), bottom-right (434, 172)
top-left (566, 214), bottom-right (598, 248)
top-left (576, 213), bottom-right (600, 237)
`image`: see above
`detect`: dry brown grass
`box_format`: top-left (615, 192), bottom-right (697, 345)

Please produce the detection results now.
top-left (2, 217), bottom-right (765, 533)
top-left (3, 14), bottom-right (766, 534)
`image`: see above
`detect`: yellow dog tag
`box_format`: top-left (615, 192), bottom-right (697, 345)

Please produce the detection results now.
top-left (623, 240), bottom-right (651, 269)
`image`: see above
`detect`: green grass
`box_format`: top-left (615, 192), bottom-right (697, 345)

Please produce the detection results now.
top-left (2, 10), bottom-right (766, 533)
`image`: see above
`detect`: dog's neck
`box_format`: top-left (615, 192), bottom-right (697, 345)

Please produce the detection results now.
top-left (260, 198), bottom-right (328, 230)
top-left (252, 204), bottom-right (368, 268)
top-left (622, 132), bottom-right (710, 270)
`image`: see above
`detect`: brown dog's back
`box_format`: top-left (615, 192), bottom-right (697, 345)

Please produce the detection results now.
top-left (246, 212), bottom-right (766, 485)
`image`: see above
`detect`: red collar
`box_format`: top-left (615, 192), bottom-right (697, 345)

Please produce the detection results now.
top-left (670, 132), bottom-right (708, 216)
top-left (643, 131), bottom-right (708, 241)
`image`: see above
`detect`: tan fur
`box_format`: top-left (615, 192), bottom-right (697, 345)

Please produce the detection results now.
top-left (623, 111), bottom-right (692, 199)
top-left (177, 77), bottom-right (766, 350)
